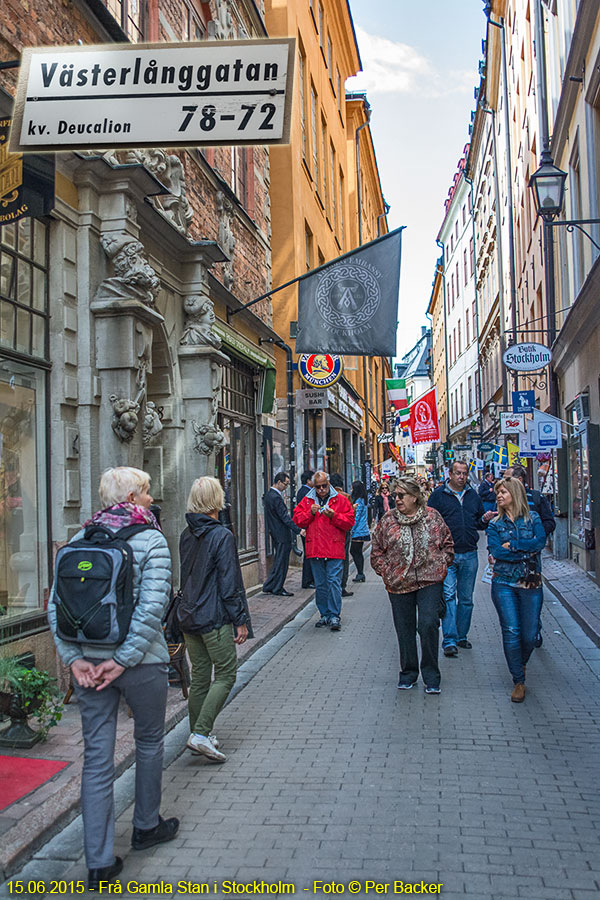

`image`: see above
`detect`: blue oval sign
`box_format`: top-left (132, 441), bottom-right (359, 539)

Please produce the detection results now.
top-left (298, 354), bottom-right (343, 388)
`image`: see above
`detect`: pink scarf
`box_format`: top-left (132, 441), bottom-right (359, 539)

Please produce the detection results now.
top-left (84, 501), bottom-right (160, 531)
top-left (382, 494), bottom-right (390, 513)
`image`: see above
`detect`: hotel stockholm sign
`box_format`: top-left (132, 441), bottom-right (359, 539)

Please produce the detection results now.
top-left (10, 39), bottom-right (295, 153)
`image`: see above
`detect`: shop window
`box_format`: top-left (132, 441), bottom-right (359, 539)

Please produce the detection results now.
top-left (1, 219), bottom-right (48, 360)
top-left (0, 359), bottom-right (48, 621)
top-left (182, 0), bottom-right (206, 40)
top-left (218, 357), bottom-right (258, 554)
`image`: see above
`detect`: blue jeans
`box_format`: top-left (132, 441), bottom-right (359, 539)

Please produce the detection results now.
top-left (310, 558), bottom-right (344, 620)
top-left (441, 550), bottom-right (479, 648)
top-left (491, 582), bottom-right (543, 684)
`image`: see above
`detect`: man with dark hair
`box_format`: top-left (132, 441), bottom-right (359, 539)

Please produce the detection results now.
top-left (329, 474), bottom-right (353, 598)
top-left (263, 471), bottom-right (302, 597)
top-left (297, 471), bottom-right (315, 589)
top-left (505, 464), bottom-right (555, 647)
top-left (428, 460), bottom-right (495, 656)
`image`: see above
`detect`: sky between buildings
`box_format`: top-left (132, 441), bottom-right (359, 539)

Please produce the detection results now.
top-left (346, 0), bottom-right (486, 360)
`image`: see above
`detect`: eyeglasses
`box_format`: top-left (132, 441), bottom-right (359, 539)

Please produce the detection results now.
top-left (395, 492), bottom-right (408, 499)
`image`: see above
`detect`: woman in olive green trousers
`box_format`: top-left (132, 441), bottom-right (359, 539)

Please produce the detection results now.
top-left (177, 477), bottom-right (252, 763)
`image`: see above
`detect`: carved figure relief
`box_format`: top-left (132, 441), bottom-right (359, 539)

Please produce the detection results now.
top-left (191, 360), bottom-right (226, 455)
top-left (180, 294), bottom-right (222, 348)
top-left (95, 233), bottom-right (160, 307)
top-left (143, 401), bottom-right (163, 445)
top-left (110, 395), bottom-right (140, 442)
top-left (212, 0), bottom-right (236, 39)
top-left (216, 191), bottom-right (236, 291)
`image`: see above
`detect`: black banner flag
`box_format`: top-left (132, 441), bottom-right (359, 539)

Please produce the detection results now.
top-left (295, 228), bottom-right (402, 356)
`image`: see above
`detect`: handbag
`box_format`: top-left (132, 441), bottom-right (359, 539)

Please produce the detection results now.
top-left (163, 534), bottom-right (203, 643)
top-left (516, 553), bottom-right (542, 589)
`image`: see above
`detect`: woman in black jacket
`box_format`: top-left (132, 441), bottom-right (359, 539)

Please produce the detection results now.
top-left (178, 476), bottom-right (252, 763)
top-left (374, 481), bottom-right (396, 522)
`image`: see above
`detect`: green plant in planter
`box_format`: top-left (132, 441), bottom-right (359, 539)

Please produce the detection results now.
top-left (0, 657), bottom-right (63, 746)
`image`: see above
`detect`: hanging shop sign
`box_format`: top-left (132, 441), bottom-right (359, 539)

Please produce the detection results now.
top-left (512, 390), bottom-right (536, 413)
top-left (10, 39), bottom-right (295, 153)
top-left (377, 433), bottom-right (394, 444)
top-left (298, 354), bottom-right (343, 388)
top-left (295, 389), bottom-right (329, 411)
top-left (0, 118), bottom-right (54, 222)
top-left (503, 342), bottom-right (552, 372)
top-left (500, 412), bottom-right (527, 434)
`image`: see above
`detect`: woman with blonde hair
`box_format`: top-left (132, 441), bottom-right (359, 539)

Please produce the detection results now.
top-left (48, 466), bottom-right (177, 890)
top-left (487, 477), bottom-right (547, 702)
top-left (371, 476), bottom-right (454, 694)
top-left (177, 476), bottom-right (252, 762)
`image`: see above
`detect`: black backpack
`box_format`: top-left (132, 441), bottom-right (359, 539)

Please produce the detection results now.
top-left (52, 524), bottom-right (152, 646)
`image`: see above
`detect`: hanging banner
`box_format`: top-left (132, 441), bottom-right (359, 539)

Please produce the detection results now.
top-left (10, 39), bottom-right (296, 152)
top-left (386, 378), bottom-right (408, 410)
top-left (507, 441), bottom-right (528, 467)
top-left (296, 229), bottom-right (402, 356)
top-left (409, 387), bottom-right (440, 444)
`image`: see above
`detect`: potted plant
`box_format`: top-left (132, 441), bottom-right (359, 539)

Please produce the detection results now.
top-left (0, 656), bottom-right (63, 748)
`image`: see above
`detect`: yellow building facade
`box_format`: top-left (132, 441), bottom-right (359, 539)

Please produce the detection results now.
top-left (265, 0), bottom-right (392, 490)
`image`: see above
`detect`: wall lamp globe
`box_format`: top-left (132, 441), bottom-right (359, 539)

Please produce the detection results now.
top-left (529, 151), bottom-right (567, 220)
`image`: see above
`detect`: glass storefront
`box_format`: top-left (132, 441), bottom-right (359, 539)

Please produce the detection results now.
top-left (0, 360), bottom-right (48, 621)
top-left (0, 218), bottom-right (50, 625)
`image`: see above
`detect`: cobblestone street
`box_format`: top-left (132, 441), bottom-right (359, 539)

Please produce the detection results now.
top-left (11, 550), bottom-right (599, 900)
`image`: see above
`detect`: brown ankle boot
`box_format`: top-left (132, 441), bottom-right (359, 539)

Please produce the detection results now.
top-left (511, 683), bottom-right (526, 702)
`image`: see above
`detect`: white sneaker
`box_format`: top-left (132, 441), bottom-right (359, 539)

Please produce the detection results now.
top-left (187, 733), bottom-right (226, 762)
top-left (208, 734), bottom-right (219, 749)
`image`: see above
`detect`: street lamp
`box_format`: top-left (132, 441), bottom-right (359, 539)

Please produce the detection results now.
top-left (529, 151), bottom-right (567, 220)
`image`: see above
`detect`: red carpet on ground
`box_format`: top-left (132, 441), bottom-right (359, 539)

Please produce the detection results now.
top-left (0, 756), bottom-right (69, 811)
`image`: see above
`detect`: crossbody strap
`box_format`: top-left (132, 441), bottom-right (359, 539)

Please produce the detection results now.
top-left (180, 531), bottom-right (204, 593)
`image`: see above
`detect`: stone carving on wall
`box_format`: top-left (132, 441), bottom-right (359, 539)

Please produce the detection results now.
top-left (80, 149), bottom-right (192, 235)
top-left (143, 401), bottom-right (163, 445)
top-left (191, 361), bottom-right (226, 455)
top-left (180, 294), bottom-right (222, 348)
top-left (216, 191), bottom-right (236, 291)
top-left (110, 395), bottom-right (140, 442)
top-left (212, 0), bottom-right (236, 39)
top-left (95, 233), bottom-right (160, 307)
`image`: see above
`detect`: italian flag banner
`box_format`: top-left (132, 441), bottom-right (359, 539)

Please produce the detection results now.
top-left (386, 378), bottom-right (408, 409)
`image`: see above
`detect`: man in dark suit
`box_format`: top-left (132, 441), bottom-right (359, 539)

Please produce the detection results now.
top-left (263, 472), bottom-right (302, 596)
top-left (297, 471), bottom-right (315, 589)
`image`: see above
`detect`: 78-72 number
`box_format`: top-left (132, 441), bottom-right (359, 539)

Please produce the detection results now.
top-left (178, 103), bottom-right (276, 133)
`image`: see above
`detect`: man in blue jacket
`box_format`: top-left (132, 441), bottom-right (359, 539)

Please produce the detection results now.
top-left (428, 461), bottom-right (496, 656)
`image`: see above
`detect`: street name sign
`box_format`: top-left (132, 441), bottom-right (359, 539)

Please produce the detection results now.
top-left (295, 389), bottom-right (328, 411)
top-left (503, 342), bottom-right (552, 372)
top-left (500, 412), bottom-right (527, 434)
top-left (10, 39), bottom-right (295, 152)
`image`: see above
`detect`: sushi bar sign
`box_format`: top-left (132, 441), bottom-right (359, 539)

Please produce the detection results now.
top-left (9, 39), bottom-right (295, 153)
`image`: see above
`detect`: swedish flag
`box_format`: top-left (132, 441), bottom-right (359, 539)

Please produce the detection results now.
top-left (493, 445), bottom-right (508, 468)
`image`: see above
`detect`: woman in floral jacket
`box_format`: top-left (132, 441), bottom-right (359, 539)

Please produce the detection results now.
top-left (371, 477), bottom-right (454, 694)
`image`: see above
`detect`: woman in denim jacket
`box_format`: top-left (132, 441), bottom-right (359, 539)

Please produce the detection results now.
top-left (487, 477), bottom-right (547, 703)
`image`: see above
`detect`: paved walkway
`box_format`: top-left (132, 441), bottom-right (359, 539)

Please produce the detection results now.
top-left (0, 567), bottom-right (313, 880)
top-left (4, 551), bottom-right (600, 900)
top-left (543, 551), bottom-right (600, 652)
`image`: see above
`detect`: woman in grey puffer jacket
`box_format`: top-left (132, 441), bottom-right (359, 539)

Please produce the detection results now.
top-left (48, 467), bottom-right (179, 891)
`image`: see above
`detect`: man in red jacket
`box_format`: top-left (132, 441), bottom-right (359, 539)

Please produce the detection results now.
top-left (293, 470), bottom-right (355, 631)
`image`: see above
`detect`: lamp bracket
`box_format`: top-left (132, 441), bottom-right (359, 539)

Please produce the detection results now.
top-left (545, 218), bottom-right (600, 253)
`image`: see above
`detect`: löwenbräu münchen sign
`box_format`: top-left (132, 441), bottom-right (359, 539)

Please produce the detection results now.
top-left (10, 39), bottom-right (295, 153)
top-left (502, 342), bottom-right (552, 372)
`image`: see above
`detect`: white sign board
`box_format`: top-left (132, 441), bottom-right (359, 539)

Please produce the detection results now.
top-left (503, 342), bottom-right (552, 372)
top-left (533, 410), bottom-right (563, 449)
top-left (10, 39), bottom-right (295, 152)
top-left (381, 459), bottom-right (398, 477)
top-left (500, 412), bottom-right (527, 434)
top-left (377, 433), bottom-right (394, 444)
top-left (296, 389), bottom-right (328, 411)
